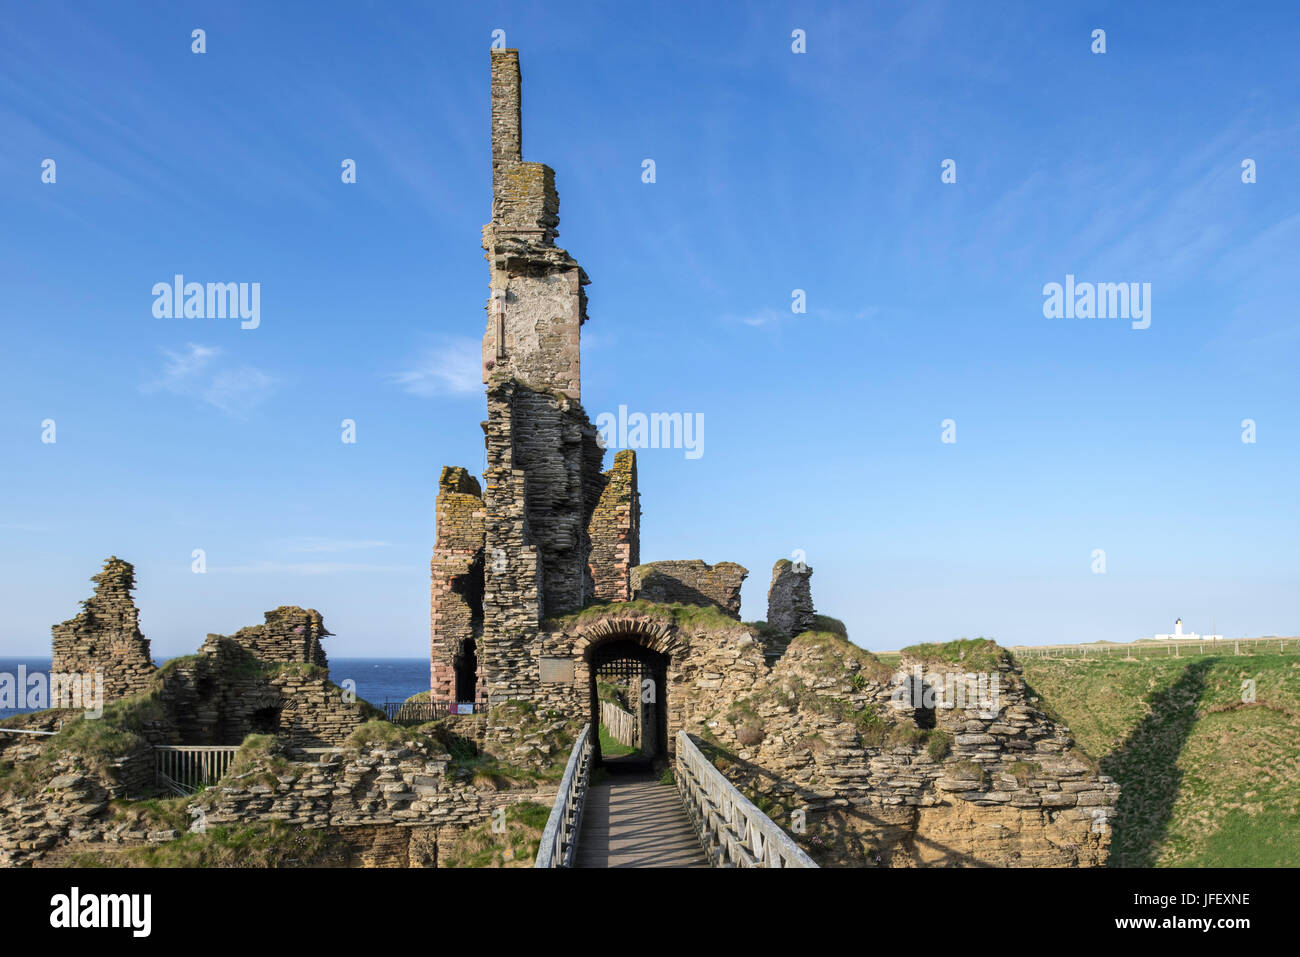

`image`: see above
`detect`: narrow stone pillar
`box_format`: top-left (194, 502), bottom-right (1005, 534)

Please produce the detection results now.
top-left (766, 558), bottom-right (816, 638)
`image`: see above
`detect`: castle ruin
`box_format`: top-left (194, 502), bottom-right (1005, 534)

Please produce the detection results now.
top-left (420, 50), bottom-right (1120, 866)
top-left (1, 50), bottom-right (1121, 869)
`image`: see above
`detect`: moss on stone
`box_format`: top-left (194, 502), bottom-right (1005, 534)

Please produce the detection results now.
top-left (73, 821), bottom-right (349, 868)
top-left (787, 631), bottom-right (894, 684)
top-left (343, 720), bottom-right (407, 750)
top-left (220, 733), bottom-right (295, 789)
top-left (440, 801), bottom-right (550, 868)
top-left (546, 598), bottom-right (744, 634)
top-left (747, 619), bottom-right (788, 641)
top-left (926, 729), bottom-right (953, 761)
top-left (1007, 760), bottom-right (1042, 786)
top-left (900, 637), bottom-right (1006, 673)
top-left (109, 794), bottom-right (194, 832)
top-left (950, 760), bottom-right (988, 788)
top-left (49, 690), bottom-right (164, 769)
top-left (811, 614), bottom-right (848, 637)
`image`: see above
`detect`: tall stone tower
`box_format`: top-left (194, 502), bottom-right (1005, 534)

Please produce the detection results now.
top-left (429, 50), bottom-right (640, 708)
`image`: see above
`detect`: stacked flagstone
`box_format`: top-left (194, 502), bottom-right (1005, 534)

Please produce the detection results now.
top-left (50, 556), bottom-right (155, 703)
top-left (630, 560), bottom-right (748, 618)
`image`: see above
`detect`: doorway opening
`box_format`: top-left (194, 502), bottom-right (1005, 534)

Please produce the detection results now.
top-left (454, 637), bottom-right (478, 704)
top-left (588, 636), bottom-right (669, 774)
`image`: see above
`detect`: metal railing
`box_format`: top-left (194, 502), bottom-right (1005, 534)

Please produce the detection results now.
top-left (380, 699), bottom-right (485, 724)
top-left (675, 731), bottom-right (818, 868)
top-left (534, 723), bottom-right (592, 868)
top-left (155, 745), bottom-right (240, 795)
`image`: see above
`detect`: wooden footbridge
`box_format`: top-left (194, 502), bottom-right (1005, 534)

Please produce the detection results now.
top-left (535, 727), bottom-right (818, 868)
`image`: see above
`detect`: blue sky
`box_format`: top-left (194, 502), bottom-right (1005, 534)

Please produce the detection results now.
top-left (2, 1), bottom-right (1297, 658)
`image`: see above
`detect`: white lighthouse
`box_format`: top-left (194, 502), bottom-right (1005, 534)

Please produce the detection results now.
top-left (1149, 618), bottom-right (1223, 641)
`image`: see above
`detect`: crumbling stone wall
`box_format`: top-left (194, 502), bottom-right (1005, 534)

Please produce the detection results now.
top-left (531, 605), bottom-right (769, 758)
top-left (434, 49), bottom-right (617, 718)
top-left (482, 48), bottom-right (585, 396)
top-left (195, 744), bottom-right (556, 838)
top-left (0, 734), bottom-right (556, 867)
top-left (766, 558), bottom-right (816, 639)
top-left (587, 450), bottom-right (640, 602)
top-left (478, 380), bottom-right (605, 704)
top-left (630, 560), bottom-right (748, 618)
top-left (50, 556), bottom-right (155, 703)
top-left (430, 466), bottom-right (486, 702)
top-left (488, 48), bottom-right (559, 244)
top-left (223, 606), bottom-right (330, 668)
top-left (156, 635), bottom-right (371, 748)
top-left (518, 595), bottom-right (1120, 866)
top-left (152, 606), bottom-right (375, 748)
top-left (45, 559), bottom-right (371, 750)
top-left (473, 49), bottom-right (607, 707)
top-left (697, 634), bottom-right (1120, 867)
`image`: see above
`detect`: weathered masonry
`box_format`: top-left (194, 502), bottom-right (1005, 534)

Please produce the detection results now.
top-left (421, 51), bottom-right (1120, 867)
top-left (429, 49), bottom-right (644, 715)
top-left (425, 53), bottom-right (851, 770)
top-left (45, 556), bottom-right (374, 748)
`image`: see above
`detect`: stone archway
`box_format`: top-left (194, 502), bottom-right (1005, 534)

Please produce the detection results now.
top-left (571, 614), bottom-right (686, 769)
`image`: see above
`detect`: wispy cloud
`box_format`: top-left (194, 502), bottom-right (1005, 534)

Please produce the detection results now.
top-left (388, 337), bottom-right (481, 397)
top-left (142, 343), bottom-right (276, 418)
top-left (724, 308), bottom-right (785, 328)
top-left (218, 560), bottom-right (407, 576)
top-left (275, 537), bottom-right (394, 554)
top-left (724, 304), bottom-right (866, 328)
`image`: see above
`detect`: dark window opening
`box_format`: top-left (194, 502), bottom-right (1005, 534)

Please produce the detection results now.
top-left (911, 676), bottom-right (936, 729)
top-left (251, 706), bottom-right (281, 734)
top-left (454, 637), bottom-right (478, 703)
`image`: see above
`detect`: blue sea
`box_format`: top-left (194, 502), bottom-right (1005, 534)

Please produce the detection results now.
top-left (0, 657), bottom-right (429, 721)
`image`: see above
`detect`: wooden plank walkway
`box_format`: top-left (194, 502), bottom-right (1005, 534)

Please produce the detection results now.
top-left (574, 775), bottom-right (709, 868)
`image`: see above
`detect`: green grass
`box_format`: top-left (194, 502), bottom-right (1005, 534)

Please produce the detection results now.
top-left (786, 631), bottom-right (894, 683)
top-left (73, 822), bottom-right (349, 868)
top-left (440, 802), bottom-right (551, 867)
top-left (598, 723), bottom-right (639, 757)
top-left (0, 690), bottom-right (167, 797)
top-left (544, 597), bottom-right (744, 634)
top-left (810, 614), bottom-right (848, 637)
top-left (596, 681), bottom-right (631, 710)
top-left (1193, 807), bottom-right (1300, 867)
top-left (900, 637), bottom-right (1004, 673)
top-left (1021, 649), bottom-right (1300, 867)
top-left (344, 720), bottom-right (408, 750)
top-left (109, 795), bottom-right (195, 832)
top-left (926, 729), bottom-right (953, 762)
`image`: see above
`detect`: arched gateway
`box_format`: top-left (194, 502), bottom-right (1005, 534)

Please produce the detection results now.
top-left (572, 616), bottom-right (684, 767)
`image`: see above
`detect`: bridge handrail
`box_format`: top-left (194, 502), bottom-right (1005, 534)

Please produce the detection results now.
top-left (534, 723), bottom-right (592, 868)
top-left (675, 730), bottom-right (818, 868)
